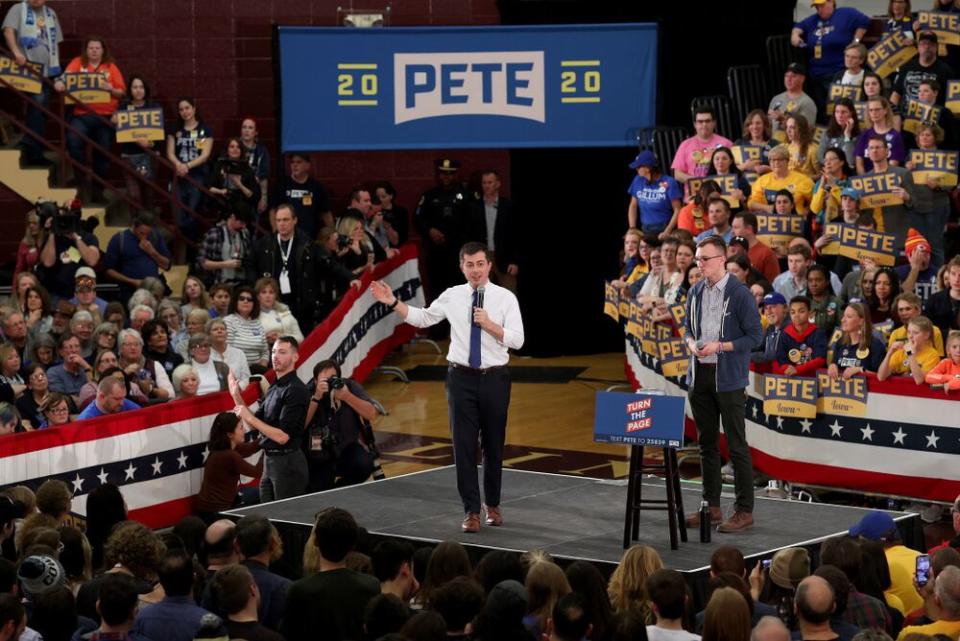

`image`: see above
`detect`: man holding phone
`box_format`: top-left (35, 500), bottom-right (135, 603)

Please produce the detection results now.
top-left (896, 565), bottom-right (960, 641)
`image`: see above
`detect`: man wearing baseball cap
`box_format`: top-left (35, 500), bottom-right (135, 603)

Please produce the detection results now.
top-left (626, 150), bottom-right (682, 238)
top-left (768, 63), bottom-right (817, 137)
top-left (69, 266), bottom-right (106, 321)
top-left (849, 510), bottom-right (924, 613)
top-left (752, 292), bottom-right (790, 369)
top-left (892, 31), bottom-right (955, 108)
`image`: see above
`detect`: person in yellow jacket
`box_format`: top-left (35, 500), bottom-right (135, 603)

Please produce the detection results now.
top-left (748, 145), bottom-right (814, 215)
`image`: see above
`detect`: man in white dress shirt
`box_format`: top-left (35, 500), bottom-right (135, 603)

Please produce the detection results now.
top-left (371, 242), bottom-right (524, 533)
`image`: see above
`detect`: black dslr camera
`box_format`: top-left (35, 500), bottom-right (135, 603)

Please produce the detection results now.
top-left (327, 376), bottom-right (346, 391)
top-left (37, 199), bottom-right (92, 237)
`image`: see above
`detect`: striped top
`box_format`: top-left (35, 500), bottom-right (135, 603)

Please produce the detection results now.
top-left (224, 314), bottom-right (269, 366)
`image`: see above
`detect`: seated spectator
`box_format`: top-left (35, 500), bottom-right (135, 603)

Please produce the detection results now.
top-left (134, 549), bottom-right (216, 641)
top-left (814, 565), bottom-right (870, 641)
top-left (22, 284), bottom-right (53, 338)
top-left (833, 42), bottom-right (867, 87)
top-left (748, 145), bottom-right (814, 215)
top-left (611, 229), bottom-right (647, 290)
top-left (725, 253), bottom-right (766, 291)
top-left (224, 286), bottom-right (268, 372)
top-left (140, 319), bottom-right (183, 379)
top-left (157, 300), bottom-right (188, 356)
top-left (672, 106), bottom-right (733, 190)
top-left (209, 284), bottom-right (232, 319)
top-left (207, 137), bottom-right (261, 210)
top-left (69, 267), bottom-right (106, 326)
top-left (869, 267), bottom-right (902, 325)
top-left (78, 352), bottom-right (132, 410)
top-left (47, 333), bottom-right (92, 406)
top-left (186, 334), bottom-right (228, 395)
top-left (677, 180), bottom-right (722, 237)
top-left (707, 147), bottom-right (752, 213)
top-left (816, 191), bottom-right (871, 281)
top-left (13, 211), bottom-right (43, 286)
top-left (103, 211), bottom-right (172, 300)
top-left (470, 579), bottom-right (531, 641)
top-left (924, 256), bottom-right (960, 339)
top-left (702, 587), bottom-right (751, 641)
top-left (90, 322), bottom-right (118, 362)
top-left (166, 97), bottom-right (214, 244)
top-left (856, 99), bottom-right (906, 176)
top-left (196, 412), bottom-right (262, 519)
top-left (819, 536), bottom-right (894, 635)
top-left (180, 276), bottom-right (211, 321)
top-left (879, 315), bottom-right (940, 383)
top-left (795, 576), bottom-right (840, 641)
top-left (730, 213), bottom-right (779, 284)
top-left (431, 576), bottom-right (485, 640)
top-left (372, 539), bottom-right (418, 603)
top-left (608, 545), bottom-right (663, 620)
top-left (890, 293), bottom-right (945, 356)
top-left (850, 511), bottom-right (924, 615)
top-left (524, 560), bottom-right (572, 640)
top-left (16, 364), bottom-right (49, 427)
top-left (768, 63), bottom-right (817, 138)
top-left (179, 308), bottom-right (212, 360)
top-left (415, 542), bottom-right (473, 609)
top-left (891, 29), bottom-right (955, 109)
top-left (694, 197), bottom-right (734, 244)
top-left (0, 345), bottom-right (25, 399)
top-left (733, 109), bottom-right (774, 175)
top-left (68, 311), bottom-right (95, 359)
top-left (79, 573), bottom-right (144, 640)
top-left (808, 265), bottom-right (843, 337)
top-left (904, 80), bottom-right (957, 151)
top-left (0, 404), bottom-right (24, 436)
top-left (829, 303), bottom-right (888, 378)
top-left (774, 296), bottom-right (827, 377)
top-left (774, 243), bottom-right (813, 300)
top-left (926, 330), bottom-right (960, 393)
top-left (363, 593), bottom-right (411, 641)
top-left (256, 277), bottom-right (303, 342)
top-left (197, 205), bottom-right (254, 288)
top-left (234, 516), bottom-right (290, 632)
top-left (129, 304), bottom-right (156, 335)
top-left (646, 568), bottom-right (699, 641)
top-left (208, 318), bottom-right (249, 389)
top-left (54, 36), bottom-right (126, 202)
top-left (2, 312), bottom-right (30, 362)
top-left (103, 301), bottom-right (126, 330)
top-left (38, 393), bottom-right (73, 429)
top-left (208, 564), bottom-right (283, 641)
top-left (818, 105), bottom-right (859, 173)
top-left (626, 150), bottom-right (682, 235)
top-left (280, 508), bottom-right (379, 641)
top-left (374, 181), bottom-right (409, 247)
top-left (29, 334), bottom-right (57, 370)
top-left (171, 364), bottom-right (200, 399)
top-left (753, 292), bottom-right (790, 367)
top-left (784, 113), bottom-right (820, 178)
top-left (896, 565), bottom-right (960, 640)
top-left (638, 237), bottom-right (684, 314)
top-left (905, 125), bottom-right (951, 268)
top-left (118, 328), bottom-right (173, 401)
top-left (76, 376), bottom-right (140, 420)
top-left (335, 215), bottom-right (375, 276)
top-left (137, 277), bottom-right (167, 306)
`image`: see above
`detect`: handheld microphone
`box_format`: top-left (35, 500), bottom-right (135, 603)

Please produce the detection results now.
top-left (474, 287), bottom-right (485, 327)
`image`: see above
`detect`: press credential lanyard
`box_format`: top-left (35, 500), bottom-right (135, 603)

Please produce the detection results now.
top-left (278, 234), bottom-right (293, 294)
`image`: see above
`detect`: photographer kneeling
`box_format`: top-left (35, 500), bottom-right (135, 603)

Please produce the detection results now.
top-left (304, 359), bottom-right (378, 492)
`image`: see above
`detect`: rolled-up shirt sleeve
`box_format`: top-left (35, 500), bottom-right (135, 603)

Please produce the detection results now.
top-left (500, 291), bottom-right (524, 350)
top-left (403, 292), bottom-right (451, 328)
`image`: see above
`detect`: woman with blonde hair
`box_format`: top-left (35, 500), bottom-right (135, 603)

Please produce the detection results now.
top-left (702, 587), bottom-right (751, 641)
top-left (336, 215), bottom-right (375, 276)
top-left (524, 560), bottom-right (571, 639)
top-left (13, 210), bottom-right (44, 285)
top-left (180, 275), bottom-right (211, 319)
top-left (855, 96), bottom-right (905, 174)
top-left (607, 544), bottom-right (664, 620)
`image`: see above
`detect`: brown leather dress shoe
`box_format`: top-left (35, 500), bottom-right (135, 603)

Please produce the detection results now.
top-left (685, 506), bottom-right (723, 528)
top-left (462, 513), bottom-right (481, 533)
top-left (717, 511), bottom-right (754, 533)
top-left (483, 505), bottom-right (503, 526)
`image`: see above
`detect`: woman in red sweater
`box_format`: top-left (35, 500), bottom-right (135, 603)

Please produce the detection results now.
top-left (196, 411), bottom-right (262, 520)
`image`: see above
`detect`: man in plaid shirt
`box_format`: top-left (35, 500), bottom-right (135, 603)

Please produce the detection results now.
top-left (197, 202), bottom-right (255, 287)
top-left (821, 536), bottom-right (894, 634)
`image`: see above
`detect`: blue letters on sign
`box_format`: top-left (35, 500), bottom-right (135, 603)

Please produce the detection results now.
top-left (279, 23), bottom-right (658, 151)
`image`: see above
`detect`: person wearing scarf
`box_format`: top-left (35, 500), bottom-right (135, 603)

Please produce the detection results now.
top-left (2, 0), bottom-right (63, 165)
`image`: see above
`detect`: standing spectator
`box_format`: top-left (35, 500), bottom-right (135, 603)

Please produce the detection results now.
top-left (731, 213), bottom-right (780, 284)
top-left (209, 284), bottom-right (232, 319)
top-left (467, 170), bottom-right (520, 292)
top-left (734, 110), bottom-right (774, 175)
top-left (925, 256), bottom-right (960, 339)
top-left (818, 100), bottom-right (860, 166)
top-left (891, 292), bottom-right (945, 355)
top-left (868, 267), bottom-right (901, 324)
top-left (195, 412), bottom-right (262, 518)
top-left (54, 36), bottom-right (126, 202)
top-left (274, 153), bottom-right (331, 239)
top-left (208, 318), bottom-right (249, 389)
top-left (902, 81), bottom-right (956, 151)
top-left (209, 564), bottom-right (284, 641)
top-left (103, 211), bottom-right (172, 300)
top-left (157, 301), bottom-right (187, 356)
top-left (878, 315), bottom-right (940, 383)
top-left (811, 149), bottom-right (856, 236)
top-left (372, 540), bottom-right (419, 603)
top-left (133, 550), bottom-right (215, 641)
top-left (897, 565), bottom-right (960, 640)
top-left (197, 204), bottom-right (254, 287)
top-left (832, 42), bottom-right (867, 87)
top-left (926, 330), bottom-right (960, 392)
top-left (694, 198), bottom-right (734, 245)
top-left (748, 146), bottom-right (815, 214)
top-left (2, 0), bottom-right (63, 166)
top-left (768, 63), bottom-right (818, 136)
top-left (22, 285), bottom-right (52, 339)
top-left (76, 351), bottom-right (122, 410)
top-left (904, 125), bottom-right (952, 268)
top-left (707, 147), bottom-right (752, 212)
top-left (208, 137), bottom-right (260, 211)
top-left (626, 151), bottom-right (682, 237)
top-left (239, 118), bottom-right (270, 217)
top-left (375, 181), bottom-right (409, 247)
top-left (808, 265), bottom-right (844, 336)
top-left (16, 364), bottom-right (48, 427)
top-left (180, 276), bottom-right (210, 320)
top-left (795, 576), bottom-right (840, 641)
top-left (115, 75), bottom-right (160, 209)
top-left (166, 97), bottom-right (213, 244)
top-left (280, 508), bottom-right (380, 641)
top-left (678, 181), bottom-right (722, 237)
top-left (13, 211), bottom-right (43, 285)
top-left (684, 236), bottom-right (763, 533)
top-left (854, 98), bottom-right (906, 174)
top-left (702, 588), bottom-right (751, 641)
top-left (610, 229), bottom-right (647, 291)
top-left (646, 569), bottom-right (700, 641)
top-left (892, 30), bottom-right (955, 107)
top-left (898, 229), bottom-right (939, 306)
top-left (790, 1), bottom-right (870, 110)
top-left (607, 545), bottom-right (663, 619)
top-left (672, 107), bottom-right (733, 189)
top-left (415, 159), bottom-right (472, 302)
top-left (229, 337), bottom-right (309, 502)
top-left (224, 286), bottom-right (268, 373)
top-left (773, 296), bottom-right (828, 377)
top-left (171, 364), bottom-right (199, 399)
top-left (753, 292), bottom-right (790, 368)
top-left (858, 135), bottom-right (915, 247)
top-left (38, 210), bottom-right (101, 303)
top-left (235, 516), bottom-right (291, 631)
top-left (884, 0), bottom-right (914, 40)
top-left (785, 114), bottom-right (820, 178)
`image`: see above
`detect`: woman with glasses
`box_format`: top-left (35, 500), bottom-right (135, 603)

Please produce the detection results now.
top-left (38, 393), bottom-right (72, 429)
top-left (17, 364), bottom-right (51, 428)
top-left (91, 322), bottom-right (118, 360)
top-left (224, 285), bottom-right (269, 373)
top-left (157, 300), bottom-right (189, 356)
top-left (854, 96), bottom-right (905, 174)
top-left (186, 333), bottom-right (229, 395)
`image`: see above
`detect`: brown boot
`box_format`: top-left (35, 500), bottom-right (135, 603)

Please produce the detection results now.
top-left (717, 511), bottom-right (754, 533)
top-left (685, 506), bottom-right (723, 527)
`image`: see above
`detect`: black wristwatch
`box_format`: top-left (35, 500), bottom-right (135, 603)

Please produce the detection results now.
top-left (388, 298), bottom-right (400, 310)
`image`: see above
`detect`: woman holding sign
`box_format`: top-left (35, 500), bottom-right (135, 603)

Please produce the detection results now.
top-left (55, 36), bottom-right (126, 202)
top-left (114, 75), bottom-right (160, 209)
top-left (707, 147), bottom-right (752, 212)
top-left (904, 123), bottom-right (952, 267)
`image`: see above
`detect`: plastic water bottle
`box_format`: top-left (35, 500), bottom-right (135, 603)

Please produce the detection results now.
top-left (699, 500), bottom-right (711, 543)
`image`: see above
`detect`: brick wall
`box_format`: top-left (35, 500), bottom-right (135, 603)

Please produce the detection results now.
top-left (0, 0), bottom-right (509, 262)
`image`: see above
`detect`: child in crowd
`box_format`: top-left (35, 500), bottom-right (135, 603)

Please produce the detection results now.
top-left (926, 330), bottom-right (960, 393)
top-left (774, 296), bottom-right (827, 377)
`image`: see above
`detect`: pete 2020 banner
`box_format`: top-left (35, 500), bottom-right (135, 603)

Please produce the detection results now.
top-left (278, 24), bottom-right (657, 151)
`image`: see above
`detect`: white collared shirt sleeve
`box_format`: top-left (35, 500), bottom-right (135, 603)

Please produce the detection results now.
top-left (153, 361), bottom-right (175, 398)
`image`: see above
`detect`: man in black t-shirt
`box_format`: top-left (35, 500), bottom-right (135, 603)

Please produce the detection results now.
top-left (209, 565), bottom-right (284, 641)
top-left (892, 31), bottom-right (955, 108)
top-left (272, 153), bottom-right (331, 240)
top-left (37, 211), bottom-right (100, 301)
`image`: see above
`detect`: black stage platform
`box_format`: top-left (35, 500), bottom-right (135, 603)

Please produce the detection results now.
top-left (226, 466), bottom-right (921, 578)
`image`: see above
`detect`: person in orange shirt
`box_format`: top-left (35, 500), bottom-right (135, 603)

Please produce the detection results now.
top-left (926, 330), bottom-right (960, 393)
top-left (54, 36), bottom-right (126, 202)
top-left (676, 180), bottom-right (721, 236)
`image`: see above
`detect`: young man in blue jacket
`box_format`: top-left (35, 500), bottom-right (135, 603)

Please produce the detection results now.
top-left (683, 233), bottom-right (764, 533)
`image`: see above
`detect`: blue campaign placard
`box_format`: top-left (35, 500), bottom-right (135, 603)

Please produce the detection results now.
top-left (278, 23), bottom-right (657, 151)
top-left (594, 391), bottom-right (685, 447)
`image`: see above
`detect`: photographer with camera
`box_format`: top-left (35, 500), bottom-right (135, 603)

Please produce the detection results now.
top-left (37, 200), bottom-right (100, 301)
top-left (207, 137), bottom-right (260, 211)
top-left (303, 359), bottom-right (378, 492)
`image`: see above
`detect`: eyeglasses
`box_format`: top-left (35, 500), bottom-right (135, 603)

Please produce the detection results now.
top-left (45, 406), bottom-right (68, 415)
top-left (695, 255), bottom-right (725, 264)
top-left (238, 296), bottom-right (254, 302)
top-left (192, 344), bottom-right (211, 349)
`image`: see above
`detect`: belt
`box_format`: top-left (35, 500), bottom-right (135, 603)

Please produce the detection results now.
top-left (449, 363), bottom-right (507, 375)
top-left (264, 448), bottom-right (299, 456)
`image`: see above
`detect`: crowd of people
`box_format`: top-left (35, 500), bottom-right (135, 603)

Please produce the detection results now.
top-left (2, 481), bottom-right (960, 641)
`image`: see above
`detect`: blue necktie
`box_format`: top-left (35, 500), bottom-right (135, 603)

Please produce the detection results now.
top-left (469, 289), bottom-right (481, 368)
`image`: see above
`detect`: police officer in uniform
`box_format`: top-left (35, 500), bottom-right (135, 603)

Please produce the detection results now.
top-left (416, 159), bottom-right (472, 302)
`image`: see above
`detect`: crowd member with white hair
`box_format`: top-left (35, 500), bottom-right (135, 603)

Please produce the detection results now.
top-left (68, 310), bottom-right (95, 359)
top-left (186, 333), bottom-right (229, 395)
top-left (208, 318), bottom-right (249, 389)
top-left (128, 303), bottom-right (155, 333)
top-left (171, 363), bottom-right (200, 399)
top-left (117, 328), bottom-right (173, 401)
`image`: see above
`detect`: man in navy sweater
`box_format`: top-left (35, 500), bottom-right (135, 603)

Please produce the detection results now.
top-left (683, 236), bottom-right (763, 533)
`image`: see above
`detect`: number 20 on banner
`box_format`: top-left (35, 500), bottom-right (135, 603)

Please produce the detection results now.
top-left (338, 63), bottom-right (379, 106)
top-left (560, 60), bottom-right (601, 104)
